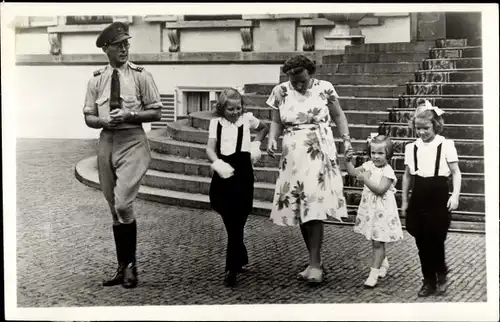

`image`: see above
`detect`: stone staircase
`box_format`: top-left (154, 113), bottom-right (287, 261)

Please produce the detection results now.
top-left (75, 39), bottom-right (485, 233)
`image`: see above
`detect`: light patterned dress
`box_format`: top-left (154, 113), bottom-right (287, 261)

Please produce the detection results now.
top-left (266, 79), bottom-right (348, 226)
top-left (353, 161), bottom-right (404, 242)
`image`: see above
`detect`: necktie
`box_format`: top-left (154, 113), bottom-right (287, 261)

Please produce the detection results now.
top-left (110, 69), bottom-right (121, 111)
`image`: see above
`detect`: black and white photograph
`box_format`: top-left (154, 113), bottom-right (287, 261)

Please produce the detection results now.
top-left (2, 3), bottom-right (499, 321)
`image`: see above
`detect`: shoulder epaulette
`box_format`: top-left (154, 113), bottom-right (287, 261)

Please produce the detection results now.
top-left (128, 62), bottom-right (144, 72)
top-left (93, 68), bottom-right (104, 77)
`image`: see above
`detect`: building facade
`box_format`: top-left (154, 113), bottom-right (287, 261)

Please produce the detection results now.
top-left (14, 13), bottom-right (481, 138)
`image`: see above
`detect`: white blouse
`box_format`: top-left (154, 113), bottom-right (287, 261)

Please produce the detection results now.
top-left (404, 135), bottom-right (459, 177)
top-left (208, 112), bottom-right (260, 156)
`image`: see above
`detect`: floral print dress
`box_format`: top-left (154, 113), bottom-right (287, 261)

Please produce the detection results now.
top-left (353, 161), bottom-right (404, 242)
top-left (266, 79), bottom-right (348, 226)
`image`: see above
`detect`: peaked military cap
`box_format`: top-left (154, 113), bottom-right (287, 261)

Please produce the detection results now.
top-left (96, 22), bottom-right (132, 48)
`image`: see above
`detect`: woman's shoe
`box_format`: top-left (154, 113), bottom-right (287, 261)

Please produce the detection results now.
top-left (306, 268), bottom-right (323, 284)
top-left (224, 270), bottom-right (237, 287)
top-left (364, 268), bottom-right (380, 288)
top-left (378, 258), bottom-right (389, 278)
top-left (297, 266), bottom-right (312, 280)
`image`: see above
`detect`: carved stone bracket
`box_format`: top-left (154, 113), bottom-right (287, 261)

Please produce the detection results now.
top-left (167, 28), bottom-right (180, 52)
top-left (302, 26), bottom-right (315, 51)
top-left (48, 33), bottom-right (61, 55)
top-left (240, 27), bottom-right (253, 52)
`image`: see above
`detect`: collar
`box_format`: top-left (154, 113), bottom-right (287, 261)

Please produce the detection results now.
top-left (414, 134), bottom-right (445, 147)
top-left (106, 61), bottom-right (130, 75)
top-left (219, 115), bottom-right (244, 127)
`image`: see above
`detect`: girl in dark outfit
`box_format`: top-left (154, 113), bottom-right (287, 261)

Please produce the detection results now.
top-left (402, 99), bottom-right (462, 297)
top-left (206, 88), bottom-right (268, 287)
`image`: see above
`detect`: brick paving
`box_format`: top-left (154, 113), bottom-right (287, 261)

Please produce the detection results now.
top-left (16, 138), bottom-right (488, 307)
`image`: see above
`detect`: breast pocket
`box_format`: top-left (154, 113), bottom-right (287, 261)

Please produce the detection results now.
top-left (95, 96), bottom-right (109, 116)
top-left (121, 95), bottom-right (140, 110)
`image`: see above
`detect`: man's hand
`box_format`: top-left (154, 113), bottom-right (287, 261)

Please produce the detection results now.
top-left (109, 109), bottom-right (131, 125)
top-left (100, 116), bottom-right (118, 129)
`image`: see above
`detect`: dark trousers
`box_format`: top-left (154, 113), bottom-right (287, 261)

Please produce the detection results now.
top-left (414, 229), bottom-right (448, 284)
top-left (220, 210), bottom-right (249, 271)
top-left (209, 152), bottom-right (253, 272)
top-left (407, 176), bottom-right (451, 285)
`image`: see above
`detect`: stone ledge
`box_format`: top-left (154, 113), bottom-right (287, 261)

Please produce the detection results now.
top-left (299, 18), bottom-right (335, 27)
top-left (143, 15), bottom-right (181, 22)
top-left (16, 51), bottom-right (317, 65)
top-left (47, 24), bottom-right (109, 33)
top-left (165, 20), bottom-right (252, 29)
top-left (242, 14), bottom-right (316, 20)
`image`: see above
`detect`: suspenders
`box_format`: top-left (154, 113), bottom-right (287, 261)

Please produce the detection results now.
top-left (413, 143), bottom-right (443, 177)
top-left (215, 120), bottom-right (244, 157)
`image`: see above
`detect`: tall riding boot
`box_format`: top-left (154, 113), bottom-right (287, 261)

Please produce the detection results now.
top-left (122, 220), bottom-right (138, 289)
top-left (103, 225), bottom-right (126, 286)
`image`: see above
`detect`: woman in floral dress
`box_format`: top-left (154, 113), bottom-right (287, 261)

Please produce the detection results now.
top-left (266, 55), bottom-right (353, 283)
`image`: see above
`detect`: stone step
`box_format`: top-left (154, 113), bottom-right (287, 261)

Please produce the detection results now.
top-left (344, 41), bottom-right (436, 54)
top-left (379, 122), bottom-right (483, 140)
top-left (157, 119), bottom-right (484, 157)
top-left (190, 111), bottom-right (483, 140)
top-left (189, 111), bottom-right (388, 140)
top-left (343, 39), bottom-right (468, 55)
top-left (398, 95), bottom-right (483, 109)
top-left (429, 47), bottom-right (482, 59)
top-left (148, 150), bottom-right (483, 194)
top-left (342, 52), bottom-right (430, 63)
top-left (315, 73), bottom-right (416, 85)
top-left (246, 106), bottom-right (392, 124)
top-left (321, 54), bottom-right (343, 64)
top-left (388, 108), bottom-right (483, 124)
top-left (334, 62), bottom-right (422, 74)
top-left (150, 127), bottom-right (484, 175)
top-left (148, 152), bottom-right (484, 197)
top-left (435, 39), bottom-right (468, 48)
top-left (415, 70), bottom-right (482, 82)
top-left (423, 58), bottom-right (482, 70)
top-left (335, 85), bottom-right (407, 97)
top-left (75, 157), bottom-right (484, 232)
top-left (243, 83), bottom-right (276, 95)
top-left (406, 82), bottom-right (483, 95)
top-left (391, 137), bottom-right (484, 157)
top-left (245, 97), bottom-right (400, 113)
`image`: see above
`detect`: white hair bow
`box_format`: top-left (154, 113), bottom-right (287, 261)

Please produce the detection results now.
top-left (416, 99), bottom-right (445, 116)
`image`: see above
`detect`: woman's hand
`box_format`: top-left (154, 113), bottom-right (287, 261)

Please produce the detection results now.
top-left (343, 140), bottom-right (353, 155)
top-left (401, 200), bottom-right (409, 218)
top-left (447, 194), bottom-right (459, 212)
top-left (267, 137), bottom-right (278, 159)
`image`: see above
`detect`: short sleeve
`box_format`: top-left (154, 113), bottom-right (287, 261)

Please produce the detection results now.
top-left (83, 78), bottom-right (98, 116)
top-left (265, 84), bottom-right (285, 110)
top-left (139, 71), bottom-right (163, 110)
top-left (208, 118), bottom-right (219, 139)
top-left (444, 139), bottom-right (459, 163)
top-left (404, 143), bottom-right (413, 166)
top-left (383, 165), bottom-right (397, 184)
top-left (322, 80), bottom-right (339, 101)
top-left (243, 112), bottom-right (260, 130)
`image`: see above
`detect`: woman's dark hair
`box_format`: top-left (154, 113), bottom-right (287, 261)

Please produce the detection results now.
top-left (282, 55), bottom-right (316, 76)
top-left (367, 134), bottom-right (394, 161)
top-left (214, 88), bottom-right (245, 117)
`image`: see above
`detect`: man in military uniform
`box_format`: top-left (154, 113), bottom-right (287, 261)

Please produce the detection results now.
top-left (83, 22), bottom-right (162, 288)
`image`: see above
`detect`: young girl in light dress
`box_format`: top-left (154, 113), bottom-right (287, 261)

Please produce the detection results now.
top-left (345, 135), bottom-right (404, 288)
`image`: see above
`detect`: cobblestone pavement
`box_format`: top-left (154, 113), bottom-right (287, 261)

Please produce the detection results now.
top-left (15, 138), bottom-right (487, 307)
